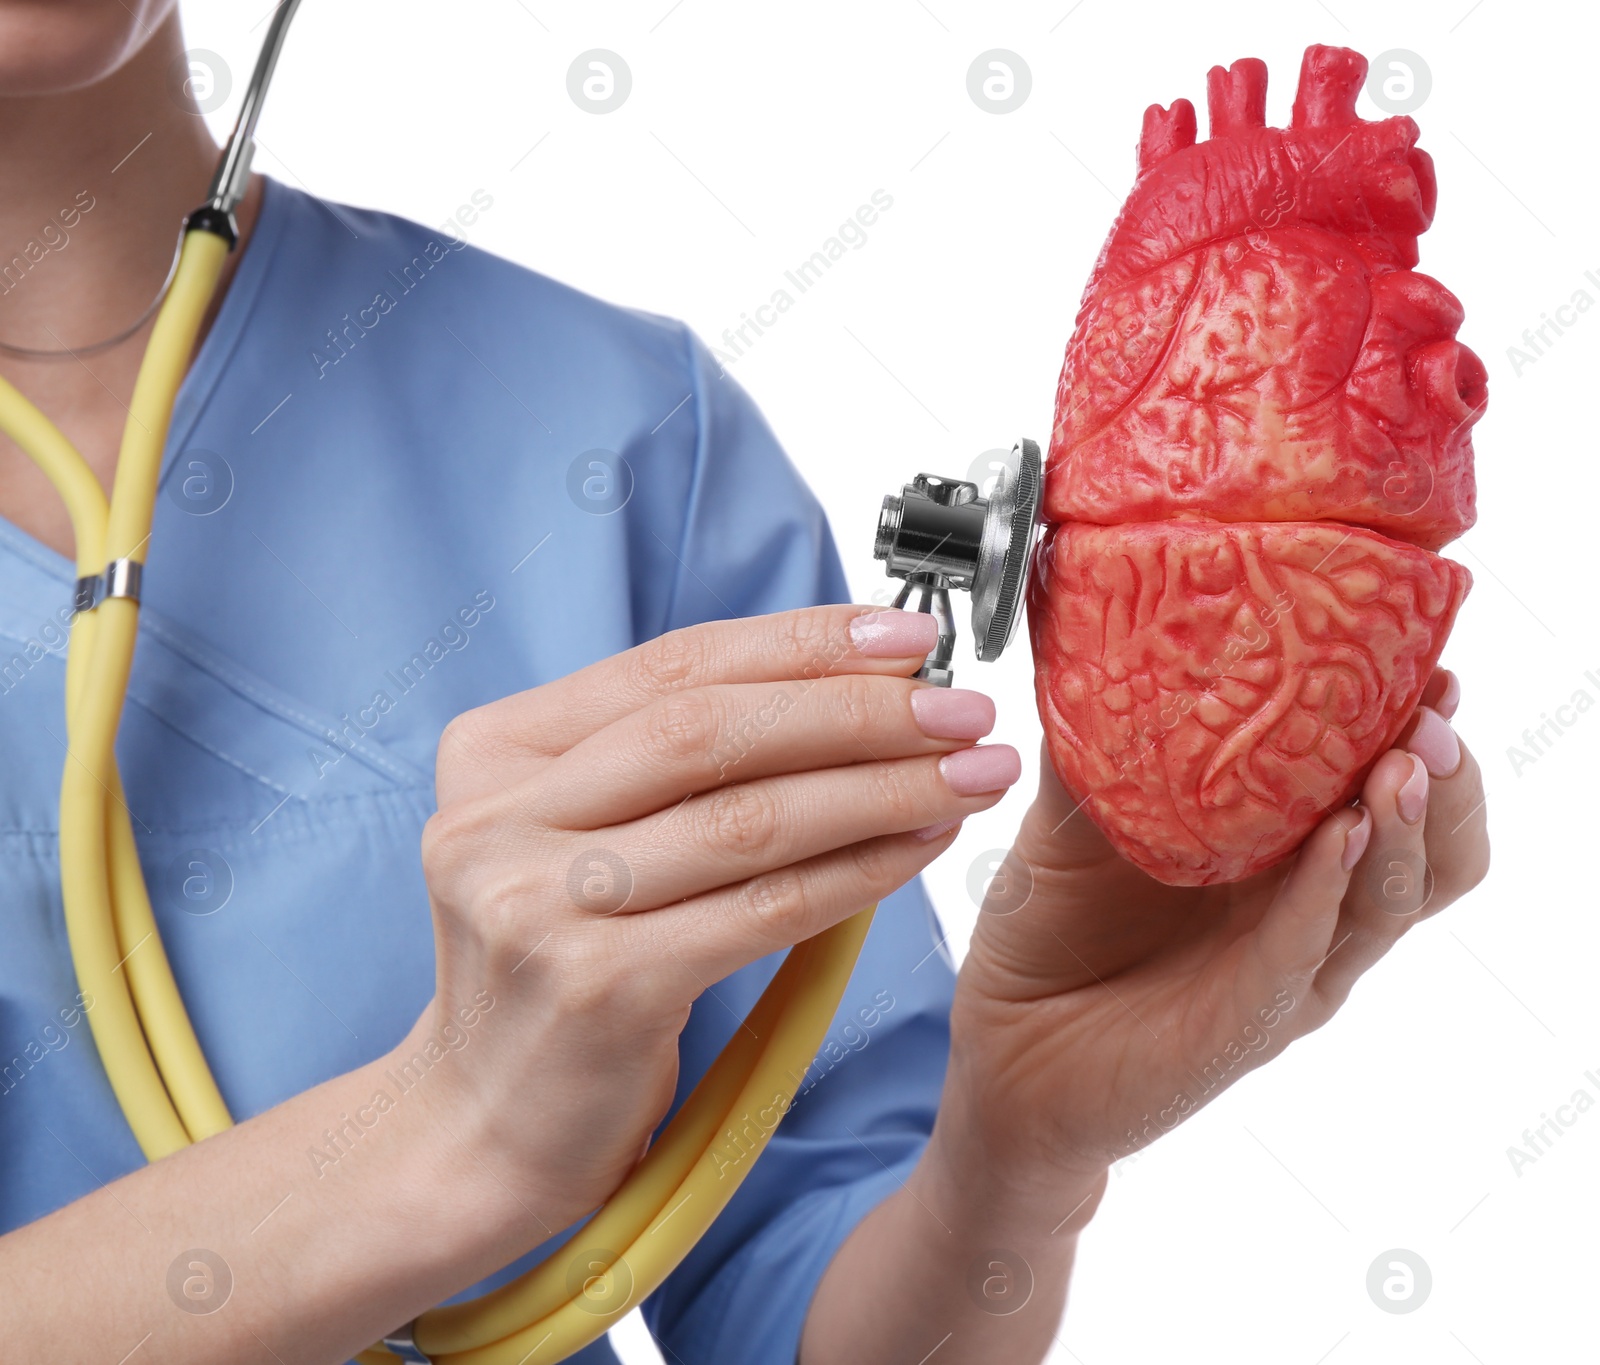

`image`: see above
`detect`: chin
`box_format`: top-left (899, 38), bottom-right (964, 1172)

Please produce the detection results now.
top-left (0, 0), bottom-right (175, 97)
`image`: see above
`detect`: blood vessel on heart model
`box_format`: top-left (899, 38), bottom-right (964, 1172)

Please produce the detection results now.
top-left (1029, 44), bottom-right (1485, 886)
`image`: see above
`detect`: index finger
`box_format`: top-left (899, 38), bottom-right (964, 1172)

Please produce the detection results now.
top-left (474, 604), bottom-right (939, 759)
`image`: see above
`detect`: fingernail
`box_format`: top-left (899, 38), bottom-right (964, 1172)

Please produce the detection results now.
top-left (910, 687), bottom-right (996, 740)
top-left (849, 609), bottom-right (939, 658)
top-left (939, 744), bottom-right (1021, 795)
top-left (1407, 707), bottom-right (1461, 779)
top-left (1397, 753), bottom-right (1429, 825)
top-left (1436, 670), bottom-right (1461, 720)
top-left (1341, 809), bottom-right (1372, 871)
top-left (912, 817), bottom-right (964, 841)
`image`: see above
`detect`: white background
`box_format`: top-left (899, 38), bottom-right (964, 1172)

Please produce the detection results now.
top-left (179, 1), bottom-right (1596, 1360)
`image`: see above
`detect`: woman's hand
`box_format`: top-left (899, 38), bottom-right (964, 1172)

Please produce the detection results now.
top-left (412, 604), bottom-right (1020, 1232)
top-left (935, 667), bottom-right (1488, 1211)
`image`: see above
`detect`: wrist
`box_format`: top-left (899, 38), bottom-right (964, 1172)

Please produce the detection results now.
top-left (373, 1005), bottom-right (573, 1270)
top-left (916, 1063), bottom-right (1110, 1244)
top-left (248, 1015), bottom-right (560, 1334)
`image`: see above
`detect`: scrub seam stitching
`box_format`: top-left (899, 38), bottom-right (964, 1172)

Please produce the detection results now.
top-left (135, 614), bottom-right (423, 786)
top-left (657, 320), bottom-right (708, 639)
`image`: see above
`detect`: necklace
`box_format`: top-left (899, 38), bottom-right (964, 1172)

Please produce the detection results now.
top-left (0, 228), bottom-right (184, 361)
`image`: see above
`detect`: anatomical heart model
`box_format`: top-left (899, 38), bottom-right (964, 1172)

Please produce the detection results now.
top-left (1029, 45), bottom-right (1485, 885)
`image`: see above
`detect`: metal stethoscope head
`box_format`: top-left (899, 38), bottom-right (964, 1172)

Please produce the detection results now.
top-left (873, 437), bottom-right (1044, 687)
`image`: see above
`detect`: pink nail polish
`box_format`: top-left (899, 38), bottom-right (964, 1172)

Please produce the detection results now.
top-left (910, 688), bottom-right (996, 740)
top-left (1397, 754), bottom-right (1429, 825)
top-left (912, 817), bottom-right (964, 841)
top-left (1341, 809), bottom-right (1371, 871)
top-left (939, 744), bottom-right (1021, 795)
top-left (1436, 670), bottom-right (1461, 720)
top-left (1407, 708), bottom-right (1461, 779)
top-left (849, 609), bottom-right (939, 658)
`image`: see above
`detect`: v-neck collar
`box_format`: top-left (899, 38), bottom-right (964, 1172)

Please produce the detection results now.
top-left (0, 173), bottom-right (292, 596)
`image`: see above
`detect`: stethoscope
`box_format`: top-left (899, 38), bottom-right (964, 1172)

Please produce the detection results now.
top-left (0, 0), bottom-right (1042, 1357)
top-left (873, 437), bottom-right (1044, 685)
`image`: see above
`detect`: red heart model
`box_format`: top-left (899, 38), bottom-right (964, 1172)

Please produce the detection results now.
top-left (1029, 45), bottom-right (1484, 886)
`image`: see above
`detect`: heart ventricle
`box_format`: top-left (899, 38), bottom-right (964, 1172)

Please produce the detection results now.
top-left (1030, 44), bottom-right (1484, 886)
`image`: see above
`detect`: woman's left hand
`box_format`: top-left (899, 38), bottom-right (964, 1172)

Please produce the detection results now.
top-left (936, 667), bottom-right (1489, 1215)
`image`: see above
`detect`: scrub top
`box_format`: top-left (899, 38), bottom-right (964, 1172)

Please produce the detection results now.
top-left (0, 176), bottom-right (958, 1362)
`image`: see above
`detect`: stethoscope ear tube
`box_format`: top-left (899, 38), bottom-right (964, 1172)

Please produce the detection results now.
top-left (204, 0), bottom-right (304, 225)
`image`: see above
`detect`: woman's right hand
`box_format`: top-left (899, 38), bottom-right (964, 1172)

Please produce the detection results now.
top-left (410, 604), bottom-right (1020, 1233)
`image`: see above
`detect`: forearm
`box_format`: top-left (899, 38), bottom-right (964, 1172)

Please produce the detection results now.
top-left (800, 1083), bottom-right (1107, 1365)
top-left (0, 1005), bottom-right (560, 1365)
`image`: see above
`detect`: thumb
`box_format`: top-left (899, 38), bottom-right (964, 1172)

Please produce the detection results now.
top-left (1017, 738), bottom-right (1119, 874)
top-left (1247, 804), bottom-right (1369, 991)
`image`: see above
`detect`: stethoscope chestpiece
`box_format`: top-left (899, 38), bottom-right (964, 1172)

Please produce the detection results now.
top-left (873, 438), bottom-right (1043, 687)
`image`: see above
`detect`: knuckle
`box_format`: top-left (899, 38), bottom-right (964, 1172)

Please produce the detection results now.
top-left (831, 675), bottom-right (891, 744)
top-left (423, 795), bottom-right (552, 924)
top-left (419, 813), bottom-right (451, 886)
top-left (776, 609), bottom-right (842, 681)
top-left (737, 866), bottom-right (808, 939)
top-left (631, 626), bottom-right (706, 695)
top-left (472, 870), bottom-right (539, 950)
top-left (643, 692), bottom-right (720, 767)
top-left (437, 699), bottom-right (538, 779)
top-left (848, 835), bottom-right (898, 890)
top-left (699, 783), bottom-right (780, 857)
top-left (420, 802), bottom-right (479, 885)
top-left (868, 759), bottom-right (924, 825)
top-left (546, 930), bottom-right (626, 1018)
top-left (436, 706), bottom-right (492, 772)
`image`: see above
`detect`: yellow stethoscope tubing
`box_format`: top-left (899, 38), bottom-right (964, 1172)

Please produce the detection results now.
top-left (2, 226), bottom-right (236, 1161)
top-left (4, 222), bottom-right (879, 1364)
top-left (409, 906), bottom-right (874, 1364)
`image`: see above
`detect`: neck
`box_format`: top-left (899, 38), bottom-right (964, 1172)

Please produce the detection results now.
top-left (0, 9), bottom-right (250, 359)
top-left (0, 11), bottom-right (265, 560)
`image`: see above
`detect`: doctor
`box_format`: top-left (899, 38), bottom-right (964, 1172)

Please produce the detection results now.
top-left (0, 6), bottom-right (1489, 1364)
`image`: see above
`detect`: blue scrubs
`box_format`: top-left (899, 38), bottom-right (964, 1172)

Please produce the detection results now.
top-left (0, 176), bottom-right (956, 1362)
